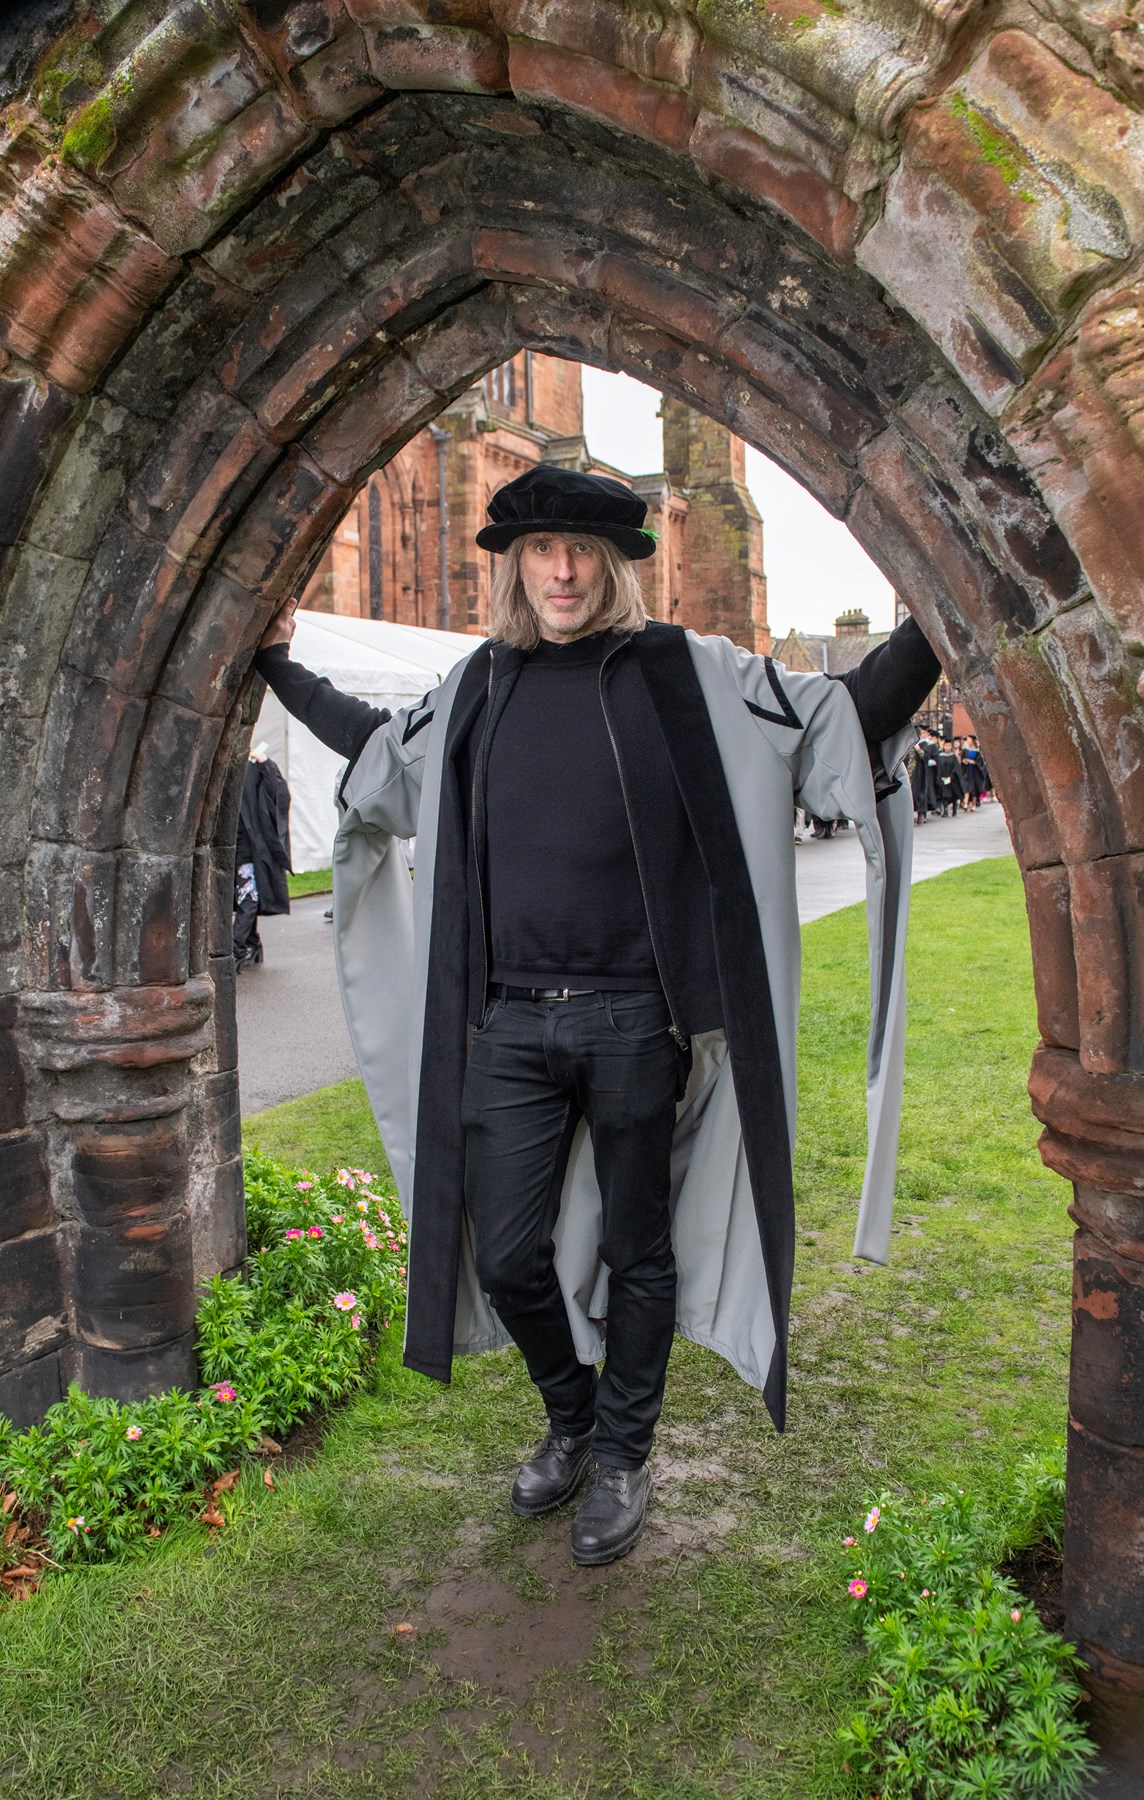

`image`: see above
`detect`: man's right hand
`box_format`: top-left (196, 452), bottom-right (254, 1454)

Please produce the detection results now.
top-left (259, 596), bottom-right (298, 651)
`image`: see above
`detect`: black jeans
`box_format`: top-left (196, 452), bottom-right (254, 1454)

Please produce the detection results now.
top-left (461, 990), bottom-right (680, 1468)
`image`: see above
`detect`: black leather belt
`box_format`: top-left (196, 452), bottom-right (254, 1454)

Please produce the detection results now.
top-left (489, 983), bottom-right (598, 1002)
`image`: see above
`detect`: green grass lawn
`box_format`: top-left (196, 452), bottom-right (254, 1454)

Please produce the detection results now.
top-left (0, 857), bottom-right (1072, 1800)
top-left (287, 867), bottom-right (333, 900)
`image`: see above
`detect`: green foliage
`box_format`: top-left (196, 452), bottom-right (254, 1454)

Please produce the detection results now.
top-left (0, 1150), bottom-right (407, 1568)
top-left (949, 93), bottom-right (1035, 202)
top-left (286, 868), bottom-right (333, 899)
top-left (836, 1448), bottom-right (1098, 1798)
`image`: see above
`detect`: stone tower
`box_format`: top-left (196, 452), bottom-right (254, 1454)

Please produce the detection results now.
top-left (661, 396), bottom-right (768, 652)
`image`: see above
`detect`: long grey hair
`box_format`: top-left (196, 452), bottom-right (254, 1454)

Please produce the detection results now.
top-left (487, 534), bottom-right (648, 651)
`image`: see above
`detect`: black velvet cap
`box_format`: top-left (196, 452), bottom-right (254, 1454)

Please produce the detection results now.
top-left (475, 466), bottom-right (657, 559)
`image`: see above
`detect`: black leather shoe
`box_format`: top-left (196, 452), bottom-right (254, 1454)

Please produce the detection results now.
top-left (570, 1462), bottom-right (652, 1565)
top-left (510, 1429), bottom-right (596, 1517)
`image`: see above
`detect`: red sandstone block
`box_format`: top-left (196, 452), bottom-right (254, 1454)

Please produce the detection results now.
top-left (1031, 1044), bottom-right (1144, 1143)
top-left (0, 1132), bottom-right (52, 1241)
top-left (1043, 605), bottom-right (1144, 858)
top-left (472, 227), bottom-right (601, 293)
top-left (202, 138), bottom-right (385, 296)
top-left (508, 39), bottom-right (696, 153)
top-left (20, 980), bottom-right (214, 1068)
top-left (23, 844), bottom-right (118, 993)
top-left (302, 352), bottom-right (441, 484)
top-left (1071, 1183), bottom-right (1144, 1264)
top-left (121, 697), bottom-right (226, 858)
top-left (1041, 1126), bottom-right (1144, 1193)
top-left (592, 252), bottom-right (737, 353)
top-left (113, 852), bottom-right (194, 988)
top-left (74, 1209), bottom-right (196, 1347)
top-left (156, 569), bottom-right (265, 720)
top-left (250, 305), bottom-right (388, 441)
top-left (62, 1332), bottom-right (198, 1404)
top-left (0, 375), bottom-right (77, 548)
top-left (0, 162), bottom-right (177, 393)
top-left (1022, 867), bottom-right (1080, 1051)
top-left (63, 518), bottom-right (207, 700)
top-left (405, 286), bottom-right (516, 393)
top-left (719, 313), bottom-right (881, 459)
top-left (126, 377), bottom-right (279, 564)
top-left (216, 447), bottom-right (351, 588)
top-left (72, 1115), bottom-right (187, 1229)
top-left (1068, 853), bottom-right (1144, 1076)
top-left (364, 23), bottom-right (508, 92)
top-left (236, 1), bottom-right (386, 124)
top-left (1063, 1419), bottom-right (1144, 1669)
top-left (496, 0), bottom-right (698, 87)
top-left (356, 237), bottom-right (479, 338)
top-left (30, 670), bottom-right (148, 855)
top-left (0, 997), bottom-right (26, 1134)
top-left (725, 375), bottom-right (857, 520)
top-left (689, 113), bottom-right (860, 262)
top-left (994, 639), bottom-right (1114, 868)
top-left (509, 288), bottom-right (614, 370)
top-left (1005, 280), bottom-right (1144, 647)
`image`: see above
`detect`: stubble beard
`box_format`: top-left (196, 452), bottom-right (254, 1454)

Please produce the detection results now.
top-left (525, 575), bottom-right (608, 644)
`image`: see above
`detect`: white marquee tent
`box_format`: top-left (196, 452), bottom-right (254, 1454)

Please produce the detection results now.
top-left (255, 613), bottom-right (482, 873)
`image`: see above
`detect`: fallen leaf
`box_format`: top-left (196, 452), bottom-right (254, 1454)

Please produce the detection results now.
top-left (3, 1563), bottom-right (41, 1581)
top-left (263, 1467), bottom-right (275, 1490)
top-left (201, 1505), bottom-right (225, 1529)
top-left (3, 1521), bottom-right (18, 1548)
top-left (393, 1622), bottom-right (415, 1638)
top-left (211, 1470), bottom-right (240, 1496)
top-left (258, 1435), bottom-right (283, 1456)
top-left (146, 1527), bottom-right (162, 1539)
top-left (1, 1491), bottom-right (17, 1516)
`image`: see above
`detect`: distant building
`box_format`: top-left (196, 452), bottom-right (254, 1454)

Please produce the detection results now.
top-left (299, 353), bottom-right (769, 652)
top-left (775, 602), bottom-right (976, 741)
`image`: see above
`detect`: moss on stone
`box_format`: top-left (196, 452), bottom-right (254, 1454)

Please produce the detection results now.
top-left (32, 29), bottom-right (102, 127)
top-left (950, 92), bottom-right (1034, 200)
top-left (60, 95), bottom-right (117, 172)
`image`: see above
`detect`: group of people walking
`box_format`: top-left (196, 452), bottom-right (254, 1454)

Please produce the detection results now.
top-left (909, 732), bottom-right (992, 823)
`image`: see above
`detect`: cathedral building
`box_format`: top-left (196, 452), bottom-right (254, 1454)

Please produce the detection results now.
top-left (299, 354), bottom-right (769, 653)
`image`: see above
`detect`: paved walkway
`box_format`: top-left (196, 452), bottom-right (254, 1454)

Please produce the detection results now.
top-left (237, 802), bottom-right (1014, 1116)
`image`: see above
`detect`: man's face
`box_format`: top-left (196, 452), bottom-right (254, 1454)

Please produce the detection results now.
top-left (518, 532), bottom-right (608, 643)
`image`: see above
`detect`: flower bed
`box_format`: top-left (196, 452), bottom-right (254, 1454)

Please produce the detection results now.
top-left (0, 1150), bottom-right (407, 1582)
top-left (837, 1446), bottom-right (1098, 1798)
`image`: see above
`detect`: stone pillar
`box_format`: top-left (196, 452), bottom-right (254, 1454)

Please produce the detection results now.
top-left (1030, 1045), bottom-right (1144, 1767)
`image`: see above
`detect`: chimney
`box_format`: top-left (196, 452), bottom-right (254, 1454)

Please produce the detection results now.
top-left (835, 608), bottom-right (869, 636)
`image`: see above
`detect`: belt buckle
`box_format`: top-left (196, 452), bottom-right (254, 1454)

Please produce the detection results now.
top-left (545, 987), bottom-right (571, 1002)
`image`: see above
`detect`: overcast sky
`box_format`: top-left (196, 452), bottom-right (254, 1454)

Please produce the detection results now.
top-left (580, 366), bottom-right (895, 638)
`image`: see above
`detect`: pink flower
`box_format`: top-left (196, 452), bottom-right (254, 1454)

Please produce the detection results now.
top-left (864, 1507), bottom-right (881, 1534)
top-left (296, 1180), bottom-right (313, 1191)
top-left (66, 1516), bottom-right (88, 1535)
top-left (125, 1424), bottom-right (142, 1441)
top-left (848, 1578), bottom-right (868, 1599)
top-left (336, 1169), bottom-right (356, 1189)
top-left (307, 1225), bottom-right (323, 1239)
top-left (356, 1199), bottom-right (369, 1211)
top-left (333, 1291), bottom-right (357, 1312)
top-left (330, 1214), bottom-right (345, 1225)
top-left (211, 1383), bottom-right (237, 1403)
top-left (397, 1265), bottom-right (406, 1277)
top-left (285, 1228), bottom-right (302, 1241)
top-left (921, 1589), bottom-right (930, 1598)
top-left (842, 1536), bottom-right (856, 1547)
top-left (351, 1314), bottom-right (362, 1330)
top-left (1010, 1609), bottom-right (1022, 1623)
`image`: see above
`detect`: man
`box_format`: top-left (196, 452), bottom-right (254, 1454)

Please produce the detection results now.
top-left (255, 467), bottom-right (938, 1564)
top-left (936, 738), bottom-right (964, 819)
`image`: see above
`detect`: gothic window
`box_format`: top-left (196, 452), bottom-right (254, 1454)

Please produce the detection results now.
top-left (368, 482), bottom-right (383, 620)
top-left (486, 360), bottom-right (517, 408)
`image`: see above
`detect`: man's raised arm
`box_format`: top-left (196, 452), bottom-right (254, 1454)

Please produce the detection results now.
top-left (254, 599), bottom-right (390, 768)
top-left (836, 613), bottom-right (941, 744)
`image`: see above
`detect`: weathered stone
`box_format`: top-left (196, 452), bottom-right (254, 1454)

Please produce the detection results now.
top-left (0, 1231), bottom-right (66, 1371)
top-left (122, 697), bottom-right (226, 857)
top-left (201, 135), bottom-right (384, 297)
top-left (0, 543), bottom-right (92, 719)
top-left (1039, 605), bottom-right (1144, 858)
top-left (301, 350), bottom-right (442, 484)
top-left (239, 0), bottom-right (387, 125)
top-left (1068, 854), bottom-right (1144, 1077)
top-left (993, 638), bottom-right (1117, 867)
top-left (99, 7), bottom-right (318, 258)
top-left (60, 515), bottom-right (200, 699)
top-left (113, 853), bottom-right (194, 987)
top-left (155, 570), bottom-right (262, 720)
top-left (21, 395), bottom-right (151, 563)
top-left (102, 263), bottom-right (254, 422)
top-left (0, 372), bottom-right (76, 547)
top-left (23, 842), bottom-right (118, 992)
top-left (61, 1329), bottom-right (197, 1401)
top-left (1022, 867), bottom-right (1078, 1049)
top-left (192, 1154), bottom-right (246, 1279)
top-left (31, 669), bottom-right (148, 852)
top-left (0, 159), bottom-right (177, 391)
top-left (72, 1114), bottom-right (186, 1228)
top-left (364, 21), bottom-right (507, 93)
top-left (0, 1131), bottom-right (51, 1240)
top-left (1005, 279), bottom-right (1144, 646)
top-left (690, 113), bottom-right (860, 261)
top-left (509, 287), bottom-right (614, 370)
top-left (1065, 1419), bottom-right (1144, 1672)
top-left (22, 980), bottom-right (214, 1073)
top-left (211, 953), bottom-right (238, 1076)
top-left (216, 447), bottom-right (352, 590)
top-left (1072, 1183), bottom-right (1144, 1265)
top-left (501, 0), bottom-right (698, 87)
top-left (0, 1351), bottom-right (62, 1428)
top-left (125, 377), bottom-right (278, 563)
top-left (1071, 1231), bottom-right (1144, 1448)
top-left (404, 284), bottom-right (515, 394)
top-left (0, 866), bottom-right (22, 997)
top-left (509, 39), bottom-right (695, 152)
top-left (0, 996), bottom-right (26, 1134)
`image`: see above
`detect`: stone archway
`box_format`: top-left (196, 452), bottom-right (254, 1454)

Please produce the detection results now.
top-left (1, 0), bottom-right (1143, 1720)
